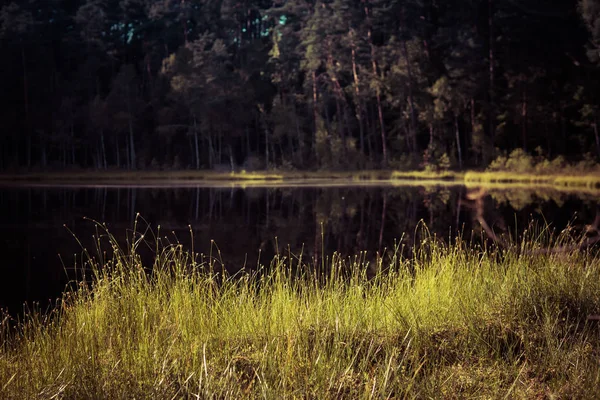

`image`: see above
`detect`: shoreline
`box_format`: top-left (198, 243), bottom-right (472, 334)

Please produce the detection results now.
top-left (1, 169), bottom-right (599, 192)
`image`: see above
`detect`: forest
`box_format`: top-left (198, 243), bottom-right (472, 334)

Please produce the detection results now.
top-left (1, 0), bottom-right (600, 171)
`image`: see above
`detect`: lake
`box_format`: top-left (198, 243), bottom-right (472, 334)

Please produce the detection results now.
top-left (1, 183), bottom-right (598, 316)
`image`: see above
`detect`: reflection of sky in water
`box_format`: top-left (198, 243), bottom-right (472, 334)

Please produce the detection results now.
top-left (0, 185), bottom-right (598, 316)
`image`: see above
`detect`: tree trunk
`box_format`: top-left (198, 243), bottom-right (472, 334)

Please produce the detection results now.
top-left (100, 130), bottom-right (107, 169)
top-left (292, 100), bottom-right (303, 166)
top-left (115, 137), bottom-right (121, 169)
top-left (181, 0), bottom-right (189, 44)
top-left (312, 70), bottom-right (319, 159)
top-left (488, 0), bottom-right (495, 150)
top-left (246, 126), bottom-right (251, 160)
top-left (454, 116), bottom-right (463, 169)
top-left (194, 117), bottom-right (200, 169)
top-left (208, 133), bottom-right (214, 169)
top-left (128, 117), bottom-right (136, 169)
top-left (375, 78), bottom-right (386, 163)
top-left (350, 35), bottom-right (365, 155)
top-left (405, 122), bottom-right (412, 151)
top-left (333, 90), bottom-right (345, 158)
top-left (26, 135), bottom-right (31, 169)
top-left (325, 38), bottom-right (349, 160)
top-left (521, 89), bottom-right (527, 151)
top-left (218, 128), bottom-right (222, 165)
top-left (95, 146), bottom-right (101, 170)
top-left (401, 38), bottom-right (418, 155)
top-left (125, 81), bottom-right (136, 169)
top-left (364, 0), bottom-right (387, 164)
top-left (429, 123), bottom-right (434, 148)
top-left (70, 124), bottom-right (76, 167)
top-left (594, 120), bottom-right (600, 159)
top-left (126, 136), bottom-right (131, 170)
top-left (22, 44), bottom-right (29, 155)
top-left (471, 98), bottom-right (478, 164)
top-left (84, 140), bottom-right (89, 167)
top-left (262, 108), bottom-right (270, 168)
top-left (266, 129), bottom-right (272, 169)
top-left (366, 103), bottom-right (374, 159)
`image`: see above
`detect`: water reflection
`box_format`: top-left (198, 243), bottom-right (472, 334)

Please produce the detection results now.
top-left (0, 184), bottom-right (598, 315)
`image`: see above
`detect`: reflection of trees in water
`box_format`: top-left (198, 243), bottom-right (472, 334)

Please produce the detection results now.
top-left (2, 186), bottom-right (599, 257)
top-left (1, 185), bottom-right (599, 315)
top-left (463, 188), bottom-right (600, 253)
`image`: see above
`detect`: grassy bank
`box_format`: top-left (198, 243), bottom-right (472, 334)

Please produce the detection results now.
top-left (2, 227), bottom-right (600, 398)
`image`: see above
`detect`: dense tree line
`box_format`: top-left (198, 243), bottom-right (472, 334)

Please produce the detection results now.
top-left (1, 0), bottom-right (600, 171)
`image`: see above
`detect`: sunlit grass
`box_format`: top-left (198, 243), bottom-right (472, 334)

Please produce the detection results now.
top-left (464, 171), bottom-right (553, 184)
top-left (390, 170), bottom-right (462, 181)
top-left (1, 222), bottom-right (599, 398)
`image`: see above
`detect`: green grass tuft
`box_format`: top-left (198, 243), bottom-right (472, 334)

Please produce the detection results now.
top-left (1, 224), bottom-right (600, 398)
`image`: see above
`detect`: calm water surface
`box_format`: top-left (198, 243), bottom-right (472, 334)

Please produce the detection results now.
top-left (1, 183), bottom-right (598, 316)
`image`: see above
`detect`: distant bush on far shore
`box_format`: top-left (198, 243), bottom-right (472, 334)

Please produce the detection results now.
top-left (487, 148), bottom-right (600, 174)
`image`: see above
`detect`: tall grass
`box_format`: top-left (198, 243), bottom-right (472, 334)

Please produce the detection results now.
top-left (1, 223), bottom-right (600, 398)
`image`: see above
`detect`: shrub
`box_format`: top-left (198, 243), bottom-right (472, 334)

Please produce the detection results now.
top-left (488, 149), bottom-right (598, 174)
top-left (503, 149), bottom-right (534, 173)
top-left (421, 145), bottom-right (452, 172)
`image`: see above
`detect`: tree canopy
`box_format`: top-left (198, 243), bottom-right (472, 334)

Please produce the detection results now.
top-left (0, 0), bottom-right (599, 170)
